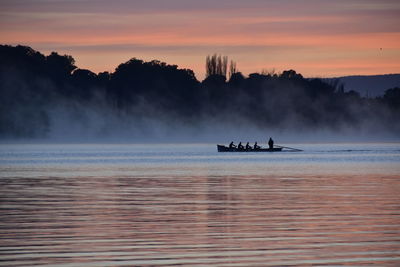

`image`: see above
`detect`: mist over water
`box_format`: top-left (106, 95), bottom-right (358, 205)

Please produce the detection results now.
top-left (1, 45), bottom-right (400, 265)
top-left (18, 87), bottom-right (398, 144)
top-left (1, 45), bottom-right (399, 143)
top-left (4, 95), bottom-right (400, 144)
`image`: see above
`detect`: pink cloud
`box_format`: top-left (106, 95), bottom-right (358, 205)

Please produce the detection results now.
top-left (1, 0), bottom-right (399, 78)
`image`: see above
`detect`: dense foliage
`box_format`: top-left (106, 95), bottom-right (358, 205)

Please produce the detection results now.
top-left (0, 45), bottom-right (399, 139)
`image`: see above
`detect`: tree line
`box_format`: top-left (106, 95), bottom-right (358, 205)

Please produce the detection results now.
top-left (0, 45), bottom-right (399, 138)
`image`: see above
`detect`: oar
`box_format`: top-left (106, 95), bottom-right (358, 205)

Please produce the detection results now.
top-left (274, 145), bottom-right (303, 152)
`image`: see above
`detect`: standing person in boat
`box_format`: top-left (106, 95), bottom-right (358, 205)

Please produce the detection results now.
top-left (229, 141), bottom-right (236, 149)
top-left (254, 142), bottom-right (260, 150)
top-left (245, 142), bottom-right (252, 150)
top-left (238, 142), bottom-right (244, 150)
top-left (268, 137), bottom-right (274, 149)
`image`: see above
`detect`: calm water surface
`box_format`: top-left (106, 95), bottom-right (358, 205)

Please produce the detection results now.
top-left (1, 143), bottom-right (400, 266)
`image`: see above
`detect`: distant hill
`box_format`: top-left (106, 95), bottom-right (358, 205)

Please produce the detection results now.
top-left (323, 74), bottom-right (400, 97)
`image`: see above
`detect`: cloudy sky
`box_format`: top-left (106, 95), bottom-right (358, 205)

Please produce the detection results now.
top-left (1, 0), bottom-right (399, 79)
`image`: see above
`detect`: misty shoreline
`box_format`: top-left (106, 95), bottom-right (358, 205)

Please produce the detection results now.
top-left (1, 45), bottom-right (399, 142)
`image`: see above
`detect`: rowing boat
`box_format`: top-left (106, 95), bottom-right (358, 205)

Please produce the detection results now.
top-left (217, 145), bottom-right (283, 152)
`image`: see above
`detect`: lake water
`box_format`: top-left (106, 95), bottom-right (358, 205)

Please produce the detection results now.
top-left (1, 143), bottom-right (400, 266)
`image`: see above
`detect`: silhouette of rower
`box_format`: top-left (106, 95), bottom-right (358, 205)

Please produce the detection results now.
top-left (254, 142), bottom-right (260, 149)
top-left (229, 141), bottom-right (236, 148)
top-left (268, 137), bottom-right (274, 149)
top-left (238, 142), bottom-right (244, 149)
top-left (245, 142), bottom-right (251, 150)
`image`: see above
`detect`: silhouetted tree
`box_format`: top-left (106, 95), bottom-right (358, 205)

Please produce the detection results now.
top-left (206, 54), bottom-right (228, 78)
top-left (0, 44), bottom-right (399, 138)
top-left (228, 60), bottom-right (238, 80)
top-left (46, 52), bottom-right (76, 81)
top-left (280, 69), bottom-right (303, 79)
top-left (383, 87), bottom-right (400, 110)
top-left (228, 72), bottom-right (245, 87)
top-left (109, 57), bottom-right (199, 114)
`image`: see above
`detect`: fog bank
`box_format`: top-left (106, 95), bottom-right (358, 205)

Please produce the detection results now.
top-left (1, 45), bottom-right (399, 144)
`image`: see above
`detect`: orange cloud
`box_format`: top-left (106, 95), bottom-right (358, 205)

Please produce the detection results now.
top-left (1, 0), bottom-right (399, 79)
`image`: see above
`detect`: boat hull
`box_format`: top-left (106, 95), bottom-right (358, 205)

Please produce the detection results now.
top-left (217, 145), bottom-right (283, 152)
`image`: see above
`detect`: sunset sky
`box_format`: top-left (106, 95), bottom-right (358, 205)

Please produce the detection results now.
top-left (1, 0), bottom-right (399, 79)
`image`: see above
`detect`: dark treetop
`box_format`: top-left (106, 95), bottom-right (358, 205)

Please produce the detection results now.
top-left (0, 45), bottom-right (399, 138)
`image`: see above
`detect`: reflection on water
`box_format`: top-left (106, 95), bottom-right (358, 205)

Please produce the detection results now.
top-left (1, 144), bottom-right (400, 266)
